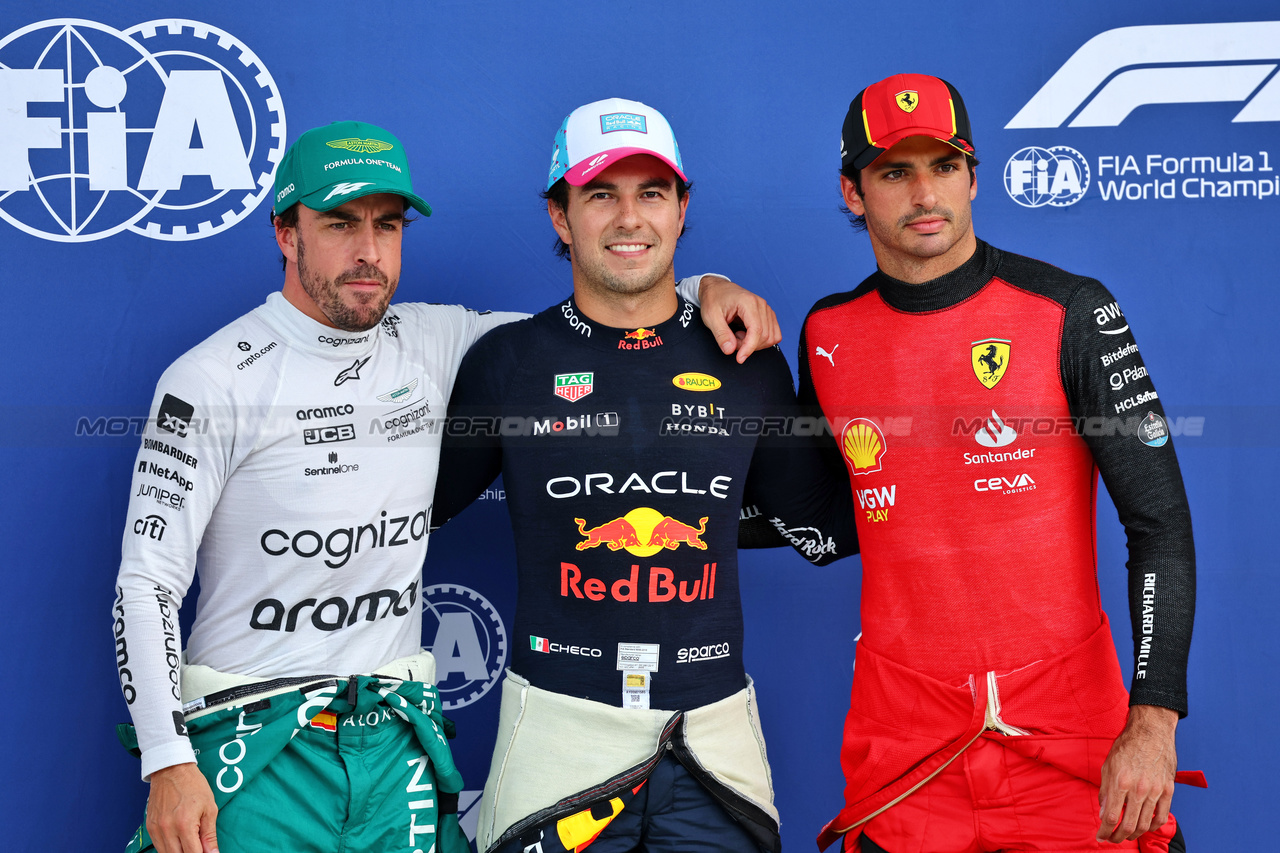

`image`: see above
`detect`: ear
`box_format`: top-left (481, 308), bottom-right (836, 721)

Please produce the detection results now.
top-left (677, 188), bottom-right (689, 230)
top-left (548, 198), bottom-right (572, 248)
top-left (840, 174), bottom-right (866, 217)
top-left (970, 168), bottom-right (978, 202)
top-left (275, 215), bottom-right (298, 265)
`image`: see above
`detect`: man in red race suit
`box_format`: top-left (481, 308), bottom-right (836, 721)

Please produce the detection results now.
top-left (802, 74), bottom-right (1200, 853)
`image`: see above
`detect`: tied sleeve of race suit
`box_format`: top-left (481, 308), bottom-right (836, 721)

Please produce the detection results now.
top-left (1061, 279), bottom-right (1195, 715)
top-left (739, 345), bottom-right (857, 565)
top-left (114, 359), bottom-right (236, 779)
top-left (429, 320), bottom-right (526, 530)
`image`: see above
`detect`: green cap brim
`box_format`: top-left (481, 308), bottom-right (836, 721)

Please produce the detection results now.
top-left (299, 182), bottom-right (432, 217)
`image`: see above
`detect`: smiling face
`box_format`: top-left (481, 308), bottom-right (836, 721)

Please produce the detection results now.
top-left (549, 155), bottom-right (688, 311)
top-left (276, 193), bottom-right (406, 331)
top-left (843, 135), bottom-right (978, 283)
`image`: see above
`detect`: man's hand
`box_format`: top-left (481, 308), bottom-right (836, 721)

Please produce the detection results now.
top-left (698, 275), bottom-right (781, 363)
top-left (147, 762), bottom-right (219, 853)
top-left (1097, 704), bottom-right (1178, 843)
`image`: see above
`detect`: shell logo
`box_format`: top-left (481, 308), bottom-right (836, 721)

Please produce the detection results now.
top-left (841, 418), bottom-right (887, 475)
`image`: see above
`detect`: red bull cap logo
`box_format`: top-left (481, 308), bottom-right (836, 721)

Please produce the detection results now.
top-left (575, 507), bottom-right (708, 556)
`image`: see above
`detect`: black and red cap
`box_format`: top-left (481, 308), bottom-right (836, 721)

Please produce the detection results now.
top-left (841, 73), bottom-right (975, 171)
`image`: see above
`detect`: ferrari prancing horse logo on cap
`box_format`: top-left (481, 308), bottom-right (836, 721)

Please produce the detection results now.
top-left (895, 91), bottom-right (919, 113)
top-left (971, 339), bottom-right (1011, 389)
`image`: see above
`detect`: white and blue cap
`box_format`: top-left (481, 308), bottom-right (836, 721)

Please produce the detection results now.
top-left (546, 98), bottom-right (687, 191)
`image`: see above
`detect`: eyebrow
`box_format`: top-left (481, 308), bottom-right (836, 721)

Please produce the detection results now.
top-left (873, 152), bottom-right (964, 172)
top-left (578, 176), bottom-right (676, 194)
top-left (317, 209), bottom-right (406, 223)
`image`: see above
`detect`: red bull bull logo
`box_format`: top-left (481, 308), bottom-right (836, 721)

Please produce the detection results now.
top-left (575, 508), bottom-right (708, 555)
top-left (624, 327), bottom-right (656, 340)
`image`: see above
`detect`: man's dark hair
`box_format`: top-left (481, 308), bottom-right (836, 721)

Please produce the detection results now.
top-left (839, 153), bottom-right (979, 232)
top-left (541, 176), bottom-right (692, 261)
top-left (271, 201), bottom-right (414, 270)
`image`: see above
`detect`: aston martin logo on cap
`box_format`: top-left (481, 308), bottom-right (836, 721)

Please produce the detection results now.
top-left (326, 138), bottom-right (395, 154)
top-left (895, 91), bottom-right (919, 113)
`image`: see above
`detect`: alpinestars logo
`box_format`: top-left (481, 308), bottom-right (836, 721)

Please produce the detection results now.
top-left (335, 356), bottom-right (370, 386)
top-left (1007, 21), bottom-right (1280, 128)
top-left (0, 19), bottom-right (284, 242)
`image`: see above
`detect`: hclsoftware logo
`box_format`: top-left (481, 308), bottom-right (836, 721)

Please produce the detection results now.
top-left (0, 19), bottom-right (284, 242)
top-left (1007, 21), bottom-right (1280, 129)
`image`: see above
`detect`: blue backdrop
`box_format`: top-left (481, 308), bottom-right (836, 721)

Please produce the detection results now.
top-left (1, 1), bottom-right (1272, 848)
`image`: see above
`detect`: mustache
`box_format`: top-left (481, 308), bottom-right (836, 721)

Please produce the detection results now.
top-left (899, 208), bottom-right (953, 227)
top-left (336, 263), bottom-right (389, 286)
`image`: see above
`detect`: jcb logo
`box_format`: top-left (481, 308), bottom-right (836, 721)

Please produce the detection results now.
top-left (0, 19), bottom-right (284, 242)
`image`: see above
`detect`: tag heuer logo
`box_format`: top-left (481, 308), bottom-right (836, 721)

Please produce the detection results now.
top-left (554, 372), bottom-right (593, 403)
top-left (971, 339), bottom-right (1011, 389)
top-left (895, 91), bottom-right (919, 113)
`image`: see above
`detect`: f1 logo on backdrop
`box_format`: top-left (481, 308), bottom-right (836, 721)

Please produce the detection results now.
top-left (0, 19), bottom-right (284, 242)
top-left (1007, 21), bottom-right (1280, 129)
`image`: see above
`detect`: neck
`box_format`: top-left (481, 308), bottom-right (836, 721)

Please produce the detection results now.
top-left (571, 274), bottom-right (680, 328)
top-left (872, 230), bottom-right (978, 284)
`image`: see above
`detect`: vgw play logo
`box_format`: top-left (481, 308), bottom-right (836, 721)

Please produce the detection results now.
top-left (1003, 21), bottom-right (1280, 208)
top-left (0, 19), bottom-right (284, 242)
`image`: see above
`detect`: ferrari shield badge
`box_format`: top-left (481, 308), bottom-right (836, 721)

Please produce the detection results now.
top-left (971, 339), bottom-right (1011, 389)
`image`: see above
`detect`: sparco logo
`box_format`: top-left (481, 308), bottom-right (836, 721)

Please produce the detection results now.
top-left (259, 507), bottom-right (429, 568)
top-left (0, 19), bottom-right (285, 242)
top-left (423, 584), bottom-right (508, 711)
top-left (677, 642), bottom-right (730, 663)
top-left (296, 403), bottom-right (355, 421)
top-left (1006, 22), bottom-right (1280, 129)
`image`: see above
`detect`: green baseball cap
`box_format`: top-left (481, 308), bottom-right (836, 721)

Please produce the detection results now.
top-left (272, 120), bottom-right (432, 217)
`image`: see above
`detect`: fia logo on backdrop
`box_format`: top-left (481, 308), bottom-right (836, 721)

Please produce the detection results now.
top-left (0, 19), bottom-right (284, 242)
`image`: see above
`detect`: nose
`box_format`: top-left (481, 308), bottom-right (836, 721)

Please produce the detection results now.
top-left (354, 222), bottom-right (381, 267)
top-left (613, 195), bottom-right (642, 230)
top-left (910, 171), bottom-right (939, 210)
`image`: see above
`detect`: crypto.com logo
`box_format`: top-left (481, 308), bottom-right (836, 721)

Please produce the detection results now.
top-left (1007, 21), bottom-right (1280, 128)
top-left (0, 19), bottom-right (284, 242)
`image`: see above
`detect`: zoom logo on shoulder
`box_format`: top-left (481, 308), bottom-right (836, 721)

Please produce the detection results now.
top-left (0, 19), bottom-right (284, 242)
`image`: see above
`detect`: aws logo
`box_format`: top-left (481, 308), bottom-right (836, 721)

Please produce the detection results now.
top-left (574, 508), bottom-right (708, 556)
top-left (1007, 21), bottom-right (1280, 129)
top-left (0, 19), bottom-right (284, 242)
top-left (840, 418), bottom-right (887, 476)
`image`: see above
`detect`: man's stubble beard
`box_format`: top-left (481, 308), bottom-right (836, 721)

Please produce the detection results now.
top-left (296, 232), bottom-right (398, 332)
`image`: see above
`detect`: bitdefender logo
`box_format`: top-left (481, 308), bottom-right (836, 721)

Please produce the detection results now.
top-left (1006, 22), bottom-right (1280, 129)
top-left (0, 19), bottom-right (285, 242)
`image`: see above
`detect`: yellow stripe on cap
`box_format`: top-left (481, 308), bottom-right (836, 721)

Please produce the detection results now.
top-left (949, 99), bottom-right (957, 135)
top-left (862, 109), bottom-right (876, 147)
